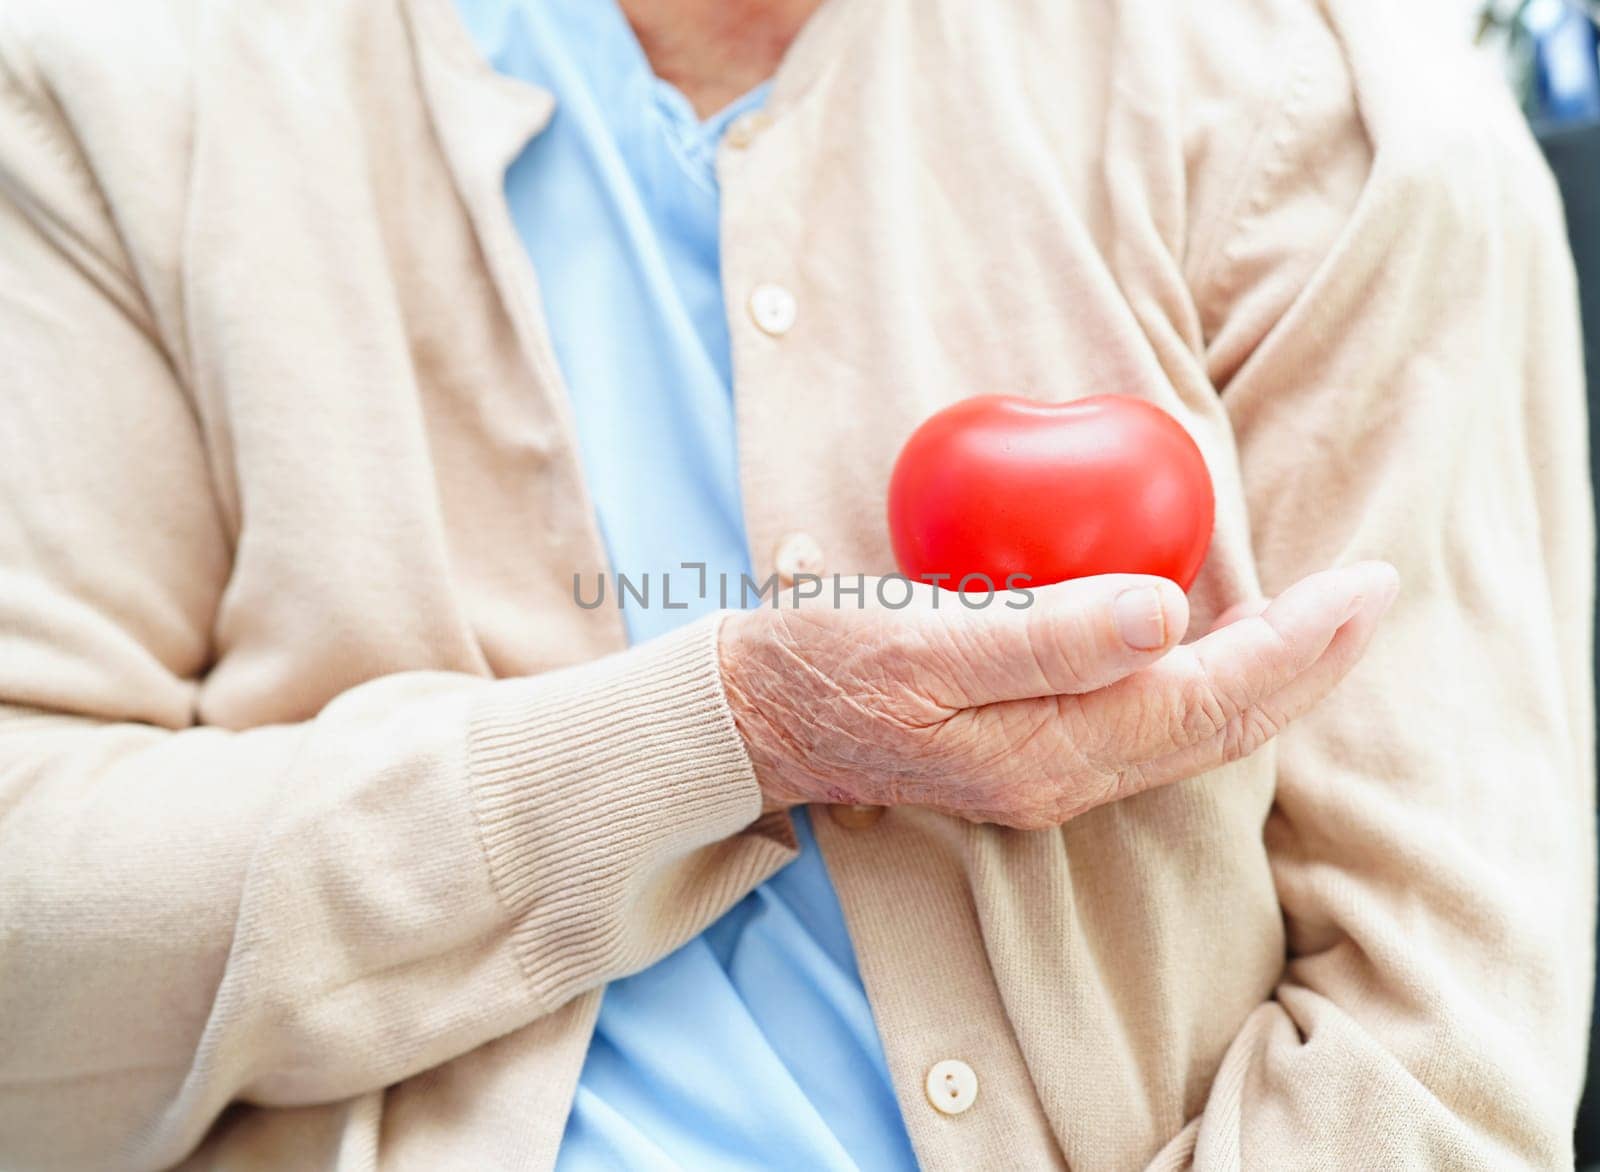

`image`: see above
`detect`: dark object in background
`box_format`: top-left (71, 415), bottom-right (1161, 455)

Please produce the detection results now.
top-left (1532, 2), bottom-right (1600, 119)
top-left (1535, 111), bottom-right (1600, 1167)
top-left (1482, 0), bottom-right (1600, 122)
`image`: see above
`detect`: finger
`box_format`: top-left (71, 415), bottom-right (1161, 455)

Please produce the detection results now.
top-left (972, 557), bottom-right (1388, 778)
top-left (929, 572), bottom-right (1191, 706)
top-left (1062, 560), bottom-right (1398, 766)
top-left (939, 582), bottom-right (1386, 826)
top-left (1207, 595), bottom-right (1270, 633)
top-left (1119, 573), bottom-right (1396, 795)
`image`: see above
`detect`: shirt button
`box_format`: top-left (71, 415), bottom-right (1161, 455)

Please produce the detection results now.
top-left (724, 110), bottom-right (769, 149)
top-left (828, 803), bottom-right (885, 830)
top-left (773, 531), bottom-right (824, 585)
top-left (748, 283), bottom-right (797, 336)
top-left (925, 1058), bottom-right (978, 1115)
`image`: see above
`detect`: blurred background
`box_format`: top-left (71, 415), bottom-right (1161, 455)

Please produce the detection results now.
top-left (1473, 1), bottom-right (1600, 1162)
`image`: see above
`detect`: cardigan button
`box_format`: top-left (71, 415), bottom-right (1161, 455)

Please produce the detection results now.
top-left (748, 283), bottom-right (797, 336)
top-left (773, 531), bottom-right (824, 585)
top-left (828, 803), bottom-right (884, 830)
top-left (925, 1058), bottom-right (978, 1115)
top-left (724, 110), bottom-right (769, 149)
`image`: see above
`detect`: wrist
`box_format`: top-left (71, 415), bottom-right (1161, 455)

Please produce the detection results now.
top-left (717, 609), bottom-right (812, 811)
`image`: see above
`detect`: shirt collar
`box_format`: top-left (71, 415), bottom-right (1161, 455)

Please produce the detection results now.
top-left (404, 0), bottom-right (556, 217)
top-left (402, 0), bottom-right (867, 182)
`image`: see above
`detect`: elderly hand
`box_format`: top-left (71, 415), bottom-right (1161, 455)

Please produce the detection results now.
top-left (719, 562), bottom-right (1398, 829)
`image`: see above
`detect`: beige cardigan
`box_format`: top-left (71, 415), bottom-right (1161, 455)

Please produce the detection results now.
top-left (0, 0), bottom-right (1592, 1168)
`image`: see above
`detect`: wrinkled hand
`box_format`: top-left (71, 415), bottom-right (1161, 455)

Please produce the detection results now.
top-left (718, 562), bottom-right (1399, 829)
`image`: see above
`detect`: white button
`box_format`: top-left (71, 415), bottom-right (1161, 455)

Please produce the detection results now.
top-left (773, 531), bottom-right (824, 585)
top-left (748, 283), bottom-right (797, 336)
top-left (925, 1058), bottom-right (978, 1115)
top-left (724, 111), bottom-right (769, 149)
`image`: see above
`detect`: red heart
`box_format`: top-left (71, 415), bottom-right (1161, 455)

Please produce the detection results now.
top-left (887, 394), bottom-right (1215, 592)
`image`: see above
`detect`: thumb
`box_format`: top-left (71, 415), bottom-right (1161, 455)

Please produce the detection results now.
top-left (932, 573), bottom-right (1190, 707)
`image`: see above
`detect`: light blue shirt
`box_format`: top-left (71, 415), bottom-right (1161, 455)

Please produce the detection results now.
top-left (450, 2), bottom-right (921, 1168)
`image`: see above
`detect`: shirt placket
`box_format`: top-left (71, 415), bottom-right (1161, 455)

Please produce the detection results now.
top-left (715, 97), bottom-right (1069, 1172)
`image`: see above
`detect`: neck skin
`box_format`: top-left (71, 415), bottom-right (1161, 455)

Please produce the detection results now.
top-left (617, 0), bottom-right (828, 118)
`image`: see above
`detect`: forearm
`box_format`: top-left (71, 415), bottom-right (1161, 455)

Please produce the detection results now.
top-left (1157, 577), bottom-right (1593, 1169)
top-left (0, 615), bottom-right (790, 1171)
top-left (1158, 1), bottom-right (1597, 1161)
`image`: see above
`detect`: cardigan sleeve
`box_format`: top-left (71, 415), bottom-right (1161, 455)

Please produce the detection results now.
top-left (0, 31), bottom-right (792, 1172)
top-left (1161, 4), bottom-right (1596, 1168)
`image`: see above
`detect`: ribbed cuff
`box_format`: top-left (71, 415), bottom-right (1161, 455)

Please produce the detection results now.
top-left (466, 613), bottom-right (784, 1007)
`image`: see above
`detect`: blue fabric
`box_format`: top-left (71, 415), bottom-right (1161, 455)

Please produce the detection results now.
top-left (450, 2), bottom-right (920, 1169)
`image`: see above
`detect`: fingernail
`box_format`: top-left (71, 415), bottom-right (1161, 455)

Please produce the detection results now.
top-left (1114, 586), bottom-right (1168, 649)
